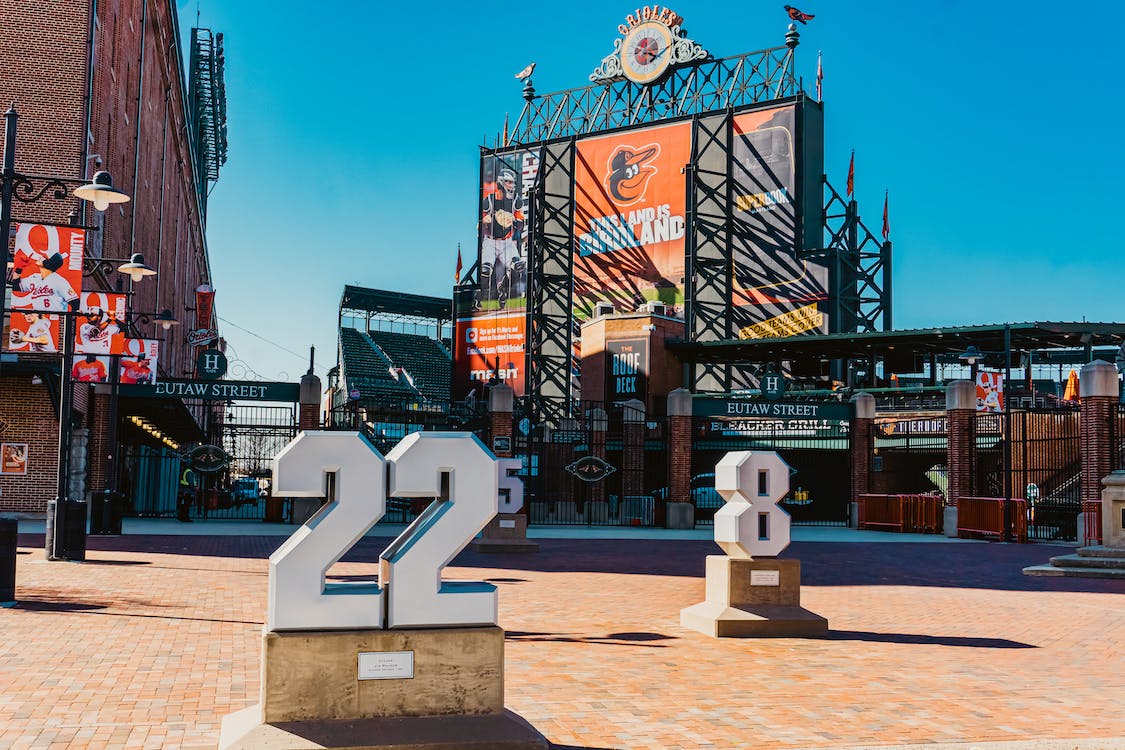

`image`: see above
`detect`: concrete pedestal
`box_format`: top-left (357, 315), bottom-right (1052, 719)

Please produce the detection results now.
top-left (665, 502), bottom-right (695, 530)
top-left (680, 557), bottom-right (828, 638)
top-left (943, 506), bottom-right (958, 538)
top-left (219, 626), bottom-right (547, 750)
top-left (471, 514), bottom-right (539, 553)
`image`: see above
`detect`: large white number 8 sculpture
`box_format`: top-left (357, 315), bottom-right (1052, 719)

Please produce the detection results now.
top-left (714, 451), bottom-right (791, 558)
top-left (382, 432), bottom-right (498, 628)
top-left (269, 431), bottom-right (387, 631)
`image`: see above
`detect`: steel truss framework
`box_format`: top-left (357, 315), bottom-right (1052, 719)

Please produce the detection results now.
top-left (510, 35), bottom-right (800, 145)
top-left (501, 32), bottom-right (890, 423)
top-left (188, 27), bottom-right (228, 218)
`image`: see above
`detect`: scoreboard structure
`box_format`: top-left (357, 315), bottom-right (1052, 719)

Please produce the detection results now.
top-left (454, 10), bottom-right (890, 423)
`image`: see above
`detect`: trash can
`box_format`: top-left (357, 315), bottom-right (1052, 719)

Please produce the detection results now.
top-left (48, 500), bottom-right (88, 562)
top-left (89, 490), bottom-right (123, 536)
top-left (0, 518), bottom-right (17, 604)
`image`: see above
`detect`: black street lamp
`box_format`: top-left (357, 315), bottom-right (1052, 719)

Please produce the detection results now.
top-left (0, 106), bottom-right (135, 560)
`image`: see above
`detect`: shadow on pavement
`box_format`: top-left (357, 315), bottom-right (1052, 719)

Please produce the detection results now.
top-left (828, 629), bottom-right (1036, 648)
top-left (17, 533), bottom-right (1124, 595)
top-left (506, 630), bottom-right (675, 648)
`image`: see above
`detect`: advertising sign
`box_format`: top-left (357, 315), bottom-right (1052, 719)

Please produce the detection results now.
top-left (730, 105), bottom-right (828, 338)
top-left (119, 338), bottom-right (159, 385)
top-left (0, 443), bottom-right (28, 475)
top-left (7, 223), bottom-right (85, 312)
top-left (976, 371), bottom-right (1004, 413)
top-left (606, 338), bottom-right (648, 402)
top-left (476, 148), bottom-right (540, 313)
top-left (573, 120), bottom-right (692, 320)
top-left (453, 312), bottom-right (525, 397)
top-left (5, 311), bottom-right (60, 353)
top-left (75, 291), bottom-right (128, 355)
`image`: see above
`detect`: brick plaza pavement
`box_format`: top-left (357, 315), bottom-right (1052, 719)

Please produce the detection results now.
top-left (1, 530), bottom-right (1123, 749)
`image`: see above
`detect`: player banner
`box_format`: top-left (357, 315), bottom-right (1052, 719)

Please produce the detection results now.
top-left (729, 105), bottom-right (828, 338)
top-left (119, 338), bottom-right (159, 385)
top-left (573, 120), bottom-right (691, 320)
top-left (6, 311), bottom-right (61, 353)
top-left (976, 371), bottom-right (1004, 413)
top-left (7, 222), bottom-right (85, 311)
top-left (71, 355), bottom-right (111, 383)
top-left (453, 311), bottom-right (526, 398)
top-left (75, 291), bottom-right (128, 355)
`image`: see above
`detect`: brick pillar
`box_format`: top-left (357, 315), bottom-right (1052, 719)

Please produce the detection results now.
top-left (1079, 361), bottom-right (1118, 546)
top-left (473, 383), bottom-right (537, 552)
top-left (946, 380), bottom-right (976, 536)
top-left (299, 372), bottom-right (322, 430)
top-left (849, 392), bottom-right (875, 529)
top-left (487, 384), bottom-right (514, 457)
top-left (622, 399), bottom-right (646, 500)
top-left (666, 387), bottom-right (694, 529)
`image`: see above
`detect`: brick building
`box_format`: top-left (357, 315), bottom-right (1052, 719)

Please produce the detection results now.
top-left (0, 0), bottom-right (224, 515)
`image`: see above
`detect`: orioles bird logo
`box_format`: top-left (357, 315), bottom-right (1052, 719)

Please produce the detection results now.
top-left (605, 143), bottom-right (661, 205)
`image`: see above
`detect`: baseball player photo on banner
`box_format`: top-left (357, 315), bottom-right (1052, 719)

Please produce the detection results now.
top-left (573, 120), bottom-right (692, 320)
top-left (6, 311), bottom-right (61, 353)
top-left (6, 222), bottom-right (85, 312)
top-left (476, 148), bottom-right (540, 314)
top-left (71, 355), bottom-right (111, 383)
top-left (730, 105), bottom-right (828, 339)
top-left (119, 338), bottom-right (159, 385)
top-left (75, 292), bottom-right (128, 355)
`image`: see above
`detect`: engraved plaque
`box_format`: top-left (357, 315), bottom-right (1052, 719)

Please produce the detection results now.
top-left (358, 650), bottom-right (414, 680)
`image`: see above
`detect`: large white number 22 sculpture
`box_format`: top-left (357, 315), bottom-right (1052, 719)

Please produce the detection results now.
top-left (713, 451), bottom-right (791, 558)
top-left (268, 431), bottom-right (499, 631)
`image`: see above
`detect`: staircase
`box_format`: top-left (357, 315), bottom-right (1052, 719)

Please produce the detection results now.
top-left (1023, 545), bottom-right (1125, 580)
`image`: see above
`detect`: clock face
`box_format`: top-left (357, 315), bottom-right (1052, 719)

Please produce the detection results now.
top-left (620, 20), bottom-right (674, 84)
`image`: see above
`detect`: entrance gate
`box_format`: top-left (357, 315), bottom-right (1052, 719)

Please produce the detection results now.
top-left (199, 404), bottom-right (298, 520)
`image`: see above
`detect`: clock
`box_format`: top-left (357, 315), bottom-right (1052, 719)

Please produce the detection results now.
top-left (619, 20), bottom-right (675, 84)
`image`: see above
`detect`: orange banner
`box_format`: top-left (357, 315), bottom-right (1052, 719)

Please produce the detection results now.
top-left (573, 120), bottom-right (691, 319)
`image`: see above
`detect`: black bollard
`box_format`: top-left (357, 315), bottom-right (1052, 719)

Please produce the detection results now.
top-left (0, 518), bottom-right (17, 604)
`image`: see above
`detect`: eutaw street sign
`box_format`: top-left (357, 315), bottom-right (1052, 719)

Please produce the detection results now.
top-left (117, 378), bottom-right (299, 402)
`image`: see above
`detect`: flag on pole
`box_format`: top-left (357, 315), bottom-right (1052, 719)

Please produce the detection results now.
top-left (846, 151), bottom-right (855, 198)
top-left (816, 51), bottom-right (823, 101)
top-left (502, 113), bottom-right (509, 147)
top-left (454, 244), bottom-right (463, 284)
top-left (882, 190), bottom-right (890, 241)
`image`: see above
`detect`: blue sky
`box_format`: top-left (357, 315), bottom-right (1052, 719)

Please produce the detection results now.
top-left (186, 0), bottom-right (1123, 382)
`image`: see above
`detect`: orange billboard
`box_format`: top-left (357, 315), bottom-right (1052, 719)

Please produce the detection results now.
top-left (573, 120), bottom-right (692, 320)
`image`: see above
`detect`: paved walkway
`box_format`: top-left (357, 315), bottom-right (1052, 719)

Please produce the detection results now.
top-left (1, 527), bottom-right (1122, 749)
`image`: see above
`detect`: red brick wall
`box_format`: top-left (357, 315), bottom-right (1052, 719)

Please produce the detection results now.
top-left (0, 0), bottom-right (91, 227)
top-left (0, 374), bottom-right (62, 512)
top-left (488, 410), bottom-right (514, 458)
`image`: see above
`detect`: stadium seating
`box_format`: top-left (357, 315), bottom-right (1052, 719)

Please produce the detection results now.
top-left (339, 327), bottom-right (452, 403)
top-left (338, 328), bottom-right (416, 400)
top-left (365, 330), bottom-right (452, 402)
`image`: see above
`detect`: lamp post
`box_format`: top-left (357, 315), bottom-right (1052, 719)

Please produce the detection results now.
top-left (91, 305), bottom-right (176, 536)
top-left (1, 106), bottom-right (132, 560)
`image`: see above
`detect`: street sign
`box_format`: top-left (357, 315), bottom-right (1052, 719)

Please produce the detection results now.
top-left (116, 379), bottom-right (299, 402)
top-left (197, 348), bottom-right (228, 380)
